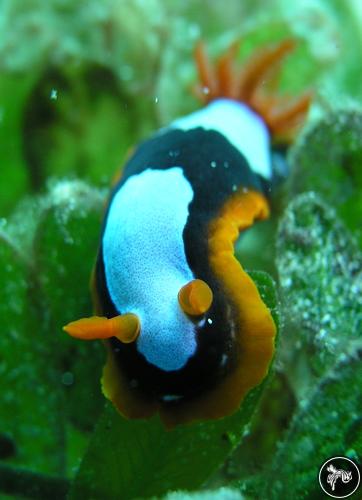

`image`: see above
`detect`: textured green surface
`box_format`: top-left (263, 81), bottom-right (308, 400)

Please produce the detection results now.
top-left (276, 192), bottom-right (362, 390)
top-left (265, 192), bottom-right (362, 498)
top-left (0, 180), bottom-right (106, 481)
top-left (262, 351), bottom-right (362, 499)
top-left (0, 231), bottom-right (64, 475)
top-left (33, 180), bottom-right (106, 431)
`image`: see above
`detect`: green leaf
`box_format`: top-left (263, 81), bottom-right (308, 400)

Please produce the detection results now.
top-left (68, 398), bottom-right (256, 500)
top-left (34, 179), bottom-right (106, 432)
top-left (288, 109), bottom-right (362, 247)
top-left (261, 350), bottom-right (362, 500)
top-left (247, 271), bottom-right (279, 332)
top-left (0, 231), bottom-right (65, 474)
top-left (68, 274), bottom-right (278, 499)
top-left (276, 192), bottom-right (362, 388)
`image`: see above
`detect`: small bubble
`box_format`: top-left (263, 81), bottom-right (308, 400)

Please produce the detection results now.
top-left (61, 371), bottom-right (74, 386)
top-left (207, 318), bottom-right (213, 325)
top-left (210, 161), bottom-right (217, 168)
top-left (220, 354), bottom-right (228, 366)
top-left (154, 96), bottom-right (159, 103)
top-left (283, 277), bottom-right (292, 288)
top-left (351, 284), bottom-right (360, 294)
top-left (64, 235), bottom-right (74, 245)
top-left (50, 89), bottom-right (58, 100)
top-left (299, 398), bottom-right (307, 409)
top-left (318, 328), bottom-right (326, 340)
top-left (321, 313), bottom-right (331, 324)
top-left (232, 184), bottom-right (237, 192)
top-left (242, 424), bottom-right (251, 437)
top-left (338, 353), bottom-right (348, 363)
top-left (223, 161), bottom-right (229, 168)
top-left (202, 86), bottom-right (210, 95)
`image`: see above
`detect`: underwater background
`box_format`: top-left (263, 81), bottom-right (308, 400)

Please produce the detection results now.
top-left (0, 0), bottom-right (361, 499)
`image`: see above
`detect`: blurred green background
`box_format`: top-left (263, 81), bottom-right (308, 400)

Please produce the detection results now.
top-left (0, 0), bottom-right (361, 499)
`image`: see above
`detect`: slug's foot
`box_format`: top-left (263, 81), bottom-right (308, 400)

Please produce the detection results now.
top-left (193, 39), bottom-right (312, 142)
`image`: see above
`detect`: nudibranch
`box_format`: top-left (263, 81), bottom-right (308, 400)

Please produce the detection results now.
top-left (64, 39), bottom-right (311, 427)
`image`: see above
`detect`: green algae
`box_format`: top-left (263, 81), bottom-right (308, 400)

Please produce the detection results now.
top-left (0, 231), bottom-right (66, 475)
top-left (262, 351), bottom-right (362, 499)
top-left (33, 180), bottom-right (106, 433)
top-left (276, 192), bottom-right (362, 392)
top-left (0, 180), bottom-right (106, 484)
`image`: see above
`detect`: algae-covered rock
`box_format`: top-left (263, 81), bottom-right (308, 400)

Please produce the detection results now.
top-left (276, 192), bottom-right (361, 389)
top-left (270, 191), bottom-right (361, 497)
top-left (262, 350), bottom-right (362, 499)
